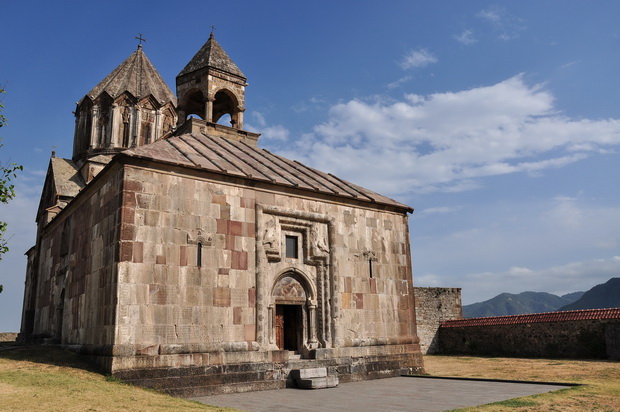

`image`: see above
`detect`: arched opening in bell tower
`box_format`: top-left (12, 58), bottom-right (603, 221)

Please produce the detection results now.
top-left (181, 89), bottom-right (205, 121)
top-left (212, 89), bottom-right (240, 128)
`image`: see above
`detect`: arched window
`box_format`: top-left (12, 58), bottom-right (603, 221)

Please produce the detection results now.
top-left (197, 242), bottom-right (203, 267)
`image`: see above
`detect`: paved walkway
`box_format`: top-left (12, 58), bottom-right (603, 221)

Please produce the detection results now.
top-left (192, 376), bottom-right (570, 412)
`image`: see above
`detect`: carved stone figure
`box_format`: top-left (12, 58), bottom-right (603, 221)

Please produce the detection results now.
top-left (310, 224), bottom-right (329, 256)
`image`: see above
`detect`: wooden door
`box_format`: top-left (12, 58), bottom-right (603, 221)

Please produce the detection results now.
top-left (275, 305), bottom-right (284, 349)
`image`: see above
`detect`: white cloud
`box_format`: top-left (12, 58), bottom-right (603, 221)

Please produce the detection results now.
top-left (293, 96), bottom-right (326, 113)
top-left (477, 6), bottom-right (525, 41)
top-left (387, 76), bottom-right (412, 90)
top-left (400, 49), bottom-right (437, 70)
top-left (560, 61), bottom-right (578, 70)
top-left (280, 74), bottom-right (620, 197)
top-left (419, 206), bottom-right (461, 216)
top-left (477, 7), bottom-right (502, 24)
top-left (457, 256), bottom-right (620, 304)
top-left (413, 196), bottom-right (620, 304)
top-left (261, 125), bottom-right (289, 141)
top-left (455, 30), bottom-right (477, 45)
top-left (246, 111), bottom-right (290, 141)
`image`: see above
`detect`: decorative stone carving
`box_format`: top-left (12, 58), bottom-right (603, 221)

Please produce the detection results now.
top-left (272, 276), bottom-right (306, 302)
top-left (310, 224), bottom-right (329, 257)
top-left (187, 230), bottom-right (213, 246)
top-left (256, 204), bottom-right (338, 351)
top-left (262, 215), bottom-right (280, 262)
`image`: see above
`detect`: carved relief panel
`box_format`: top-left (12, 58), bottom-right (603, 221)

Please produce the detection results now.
top-left (255, 205), bottom-right (339, 351)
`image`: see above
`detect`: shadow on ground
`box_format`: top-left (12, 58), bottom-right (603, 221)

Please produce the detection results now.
top-left (0, 342), bottom-right (102, 374)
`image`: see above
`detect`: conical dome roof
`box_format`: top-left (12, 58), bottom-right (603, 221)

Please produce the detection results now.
top-left (178, 33), bottom-right (245, 79)
top-left (86, 45), bottom-right (176, 105)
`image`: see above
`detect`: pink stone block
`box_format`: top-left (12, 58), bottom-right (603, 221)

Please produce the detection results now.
top-left (120, 224), bottom-right (135, 241)
top-left (120, 242), bottom-right (133, 262)
top-left (214, 287), bottom-right (231, 307)
top-left (124, 180), bottom-right (143, 192)
top-left (344, 277), bottom-right (352, 293)
top-left (232, 250), bottom-right (248, 270)
top-left (212, 194), bottom-right (227, 206)
top-left (122, 191), bottom-right (137, 208)
top-left (245, 324), bottom-right (256, 341)
top-left (233, 307), bottom-right (242, 325)
top-left (248, 287), bottom-right (256, 307)
top-left (133, 242), bottom-right (143, 263)
top-left (216, 218), bottom-right (228, 234)
top-left (229, 221), bottom-right (242, 236)
top-left (242, 222), bottom-right (256, 237)
top-left (179, 246), bottom-right (187, 266)
top-left (240, 197), bottom-right (255, 209)
top-left (225, 235), bottom-right (236, 251)
top-left (355, 293), bottom-right (364, 309)
top-left (121, 207), bottom-right (135, 224)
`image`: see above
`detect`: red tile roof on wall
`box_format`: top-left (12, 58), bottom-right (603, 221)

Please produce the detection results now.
top-left (441, 308), bottom-right (620, 328)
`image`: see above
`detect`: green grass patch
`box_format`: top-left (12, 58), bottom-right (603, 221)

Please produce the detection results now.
top-left (491, 398), bottom-right (538, 408)
top-left (0, 345), bottom-right (237, 412)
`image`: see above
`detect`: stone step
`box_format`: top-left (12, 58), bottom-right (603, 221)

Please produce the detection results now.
top-left (290, 367), bottom-right (327, 380)
top-left (296, 376), bottom-right (339, 389)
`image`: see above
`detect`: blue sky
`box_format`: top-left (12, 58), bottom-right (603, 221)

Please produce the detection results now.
top-left (1, 1), bottom-right (619, 331)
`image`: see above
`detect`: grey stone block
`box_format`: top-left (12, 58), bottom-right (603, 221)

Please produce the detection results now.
top-left (296, 376), bottom-right (339, 389)
top-left (290, 367), bottom-right (327, 380)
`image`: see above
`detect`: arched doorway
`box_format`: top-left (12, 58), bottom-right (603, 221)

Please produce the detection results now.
top-left (271, 273), bottom-right (317, 353)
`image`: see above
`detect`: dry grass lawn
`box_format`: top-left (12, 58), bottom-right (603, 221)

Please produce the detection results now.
top-left (424, 355), bottom-right (620, 411)
top-left (0, 344), bottom-right (237, 412)
top-left (2, 343), bottom-right (619, 411)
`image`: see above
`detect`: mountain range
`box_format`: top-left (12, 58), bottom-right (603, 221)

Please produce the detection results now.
top-left (463, 277), bottom-right (620, 318)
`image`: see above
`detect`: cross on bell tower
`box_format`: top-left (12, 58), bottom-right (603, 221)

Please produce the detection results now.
top-left (135, 33), bottom-right (147, 48)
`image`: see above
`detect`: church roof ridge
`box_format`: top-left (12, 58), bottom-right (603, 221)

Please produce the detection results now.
top-left (86, 46), bottom-right (176, 105)
top-left (122, 132), bottom-right (412, 212)
top-left (177, 34), bottom-right (246, 79)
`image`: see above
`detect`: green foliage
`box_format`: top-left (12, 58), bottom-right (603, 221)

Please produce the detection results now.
top-left (491, 398), bottom-right (538, 408)
top-left (105, 374), bottom-right (125, 384)
top-left (0, 87), bottom-right (23, 292)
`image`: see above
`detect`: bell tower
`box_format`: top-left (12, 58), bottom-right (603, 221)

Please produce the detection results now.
top-left (176, 33), bottom-right (247, 129)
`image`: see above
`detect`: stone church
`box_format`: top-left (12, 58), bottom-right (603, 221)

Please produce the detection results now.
top-left (19, 34), bottom-right (424, 395)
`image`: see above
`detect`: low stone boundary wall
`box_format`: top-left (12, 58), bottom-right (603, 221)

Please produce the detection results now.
top-left (414, 287), bottom-right (462, 354)
top-left (439, 308), bottom-right (620, 359)
top-left (0, 332), bottom-right (17, 342)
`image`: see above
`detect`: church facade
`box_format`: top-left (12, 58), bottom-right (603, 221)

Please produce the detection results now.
top-left (20, 34), bottom-right (424, 395)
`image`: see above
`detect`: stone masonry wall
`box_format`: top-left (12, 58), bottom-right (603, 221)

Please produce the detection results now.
top-left (30, 166), bottom-right (122, 347)
top-left (439, 319), bottom-right (617, 359)
top-left (606, 323), bottom-right (620, 360)
top-left (414, 287), bottom-right (462, 354)
top-left (112, 164), bottom-right (419, 369)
